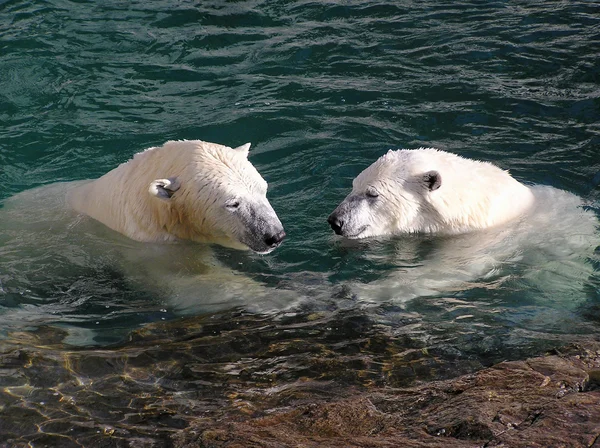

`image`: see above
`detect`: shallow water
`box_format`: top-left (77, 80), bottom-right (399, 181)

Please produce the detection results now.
top-left (1, 0), bottom-right (599, 445)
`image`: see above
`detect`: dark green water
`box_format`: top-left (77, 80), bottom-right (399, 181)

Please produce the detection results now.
top-left (1, 0), bottom-right (600, 445)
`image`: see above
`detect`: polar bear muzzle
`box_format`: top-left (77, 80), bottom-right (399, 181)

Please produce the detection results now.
top-left (236, 198), bottom-right (286, 254)
top-left (328, 194), bottom-right (371, 238)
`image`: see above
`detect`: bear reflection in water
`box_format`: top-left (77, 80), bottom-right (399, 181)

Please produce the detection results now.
top-left (328, 149), bottom-right (599, 304)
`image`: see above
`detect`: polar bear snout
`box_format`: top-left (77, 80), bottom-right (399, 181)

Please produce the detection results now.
top-left (264, 229), bottom-right (286, 248)
top-left (328, 213), bottom-right (344, 235)
top-left (327, 209), bottom-right (368, 239)
top-left (236, 198), bottom-right (286, 254)
top-left (243, 222), bottom-right (285, 254)
top-left (328, 194), bottom-right (371, 239)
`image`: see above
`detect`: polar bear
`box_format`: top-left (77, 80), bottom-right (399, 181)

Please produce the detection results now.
top-left (67, 139), bottom-right (285, 253)
top-left (328, 148), bottom-right (599, 303)
top-left (328, 148), bottom-right (535, 237)
top-left (0, 140), bottom-right (293, 342)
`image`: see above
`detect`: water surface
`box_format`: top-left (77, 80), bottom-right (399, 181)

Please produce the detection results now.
top-left (0, 0), bottom-right (599, 445)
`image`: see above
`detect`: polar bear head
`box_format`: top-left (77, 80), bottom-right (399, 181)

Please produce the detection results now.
top-left (68, 140), bottom-right (286, 252)
top-left (143, 140), bottom-right (286, 253)
top-left (327, 148), bottom-right (534, 238)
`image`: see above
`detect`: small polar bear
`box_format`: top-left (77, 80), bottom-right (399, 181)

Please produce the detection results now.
top-left (328, 148), bottom-right (535, 237)
top-left (68, 139), bottom-right (286, 253)
top-left (328, 148), bottom-right (599, 303)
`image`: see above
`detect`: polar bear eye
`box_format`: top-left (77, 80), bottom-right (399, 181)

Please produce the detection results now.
top-left (225, 199), bottom-right (241, 210)
top-left (366, 188), bottom-right (379, 198)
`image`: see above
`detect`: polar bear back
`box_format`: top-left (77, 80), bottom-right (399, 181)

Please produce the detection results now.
top-left (399, 149), bottom-right (535, 232)
top-left (68, 141), bottom-right (199, 242)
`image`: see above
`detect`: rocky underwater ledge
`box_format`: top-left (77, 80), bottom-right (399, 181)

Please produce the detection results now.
top-left (1, 309), bottom-right (599, 447)
top-left (177, 343), bottom-right (600, 448)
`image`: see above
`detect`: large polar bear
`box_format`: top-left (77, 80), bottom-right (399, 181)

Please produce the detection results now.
top-left (328, 148), bottom-right (599, 302)
top-left (68, 139), bottom-right (286, 253)
top-left (0, 140), bottom-right (291, 341)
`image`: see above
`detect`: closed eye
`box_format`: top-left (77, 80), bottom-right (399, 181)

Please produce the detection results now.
top-left (225, 199), bottom-right (241, 210)
top-left (366, 188), bottom-right (379, 198)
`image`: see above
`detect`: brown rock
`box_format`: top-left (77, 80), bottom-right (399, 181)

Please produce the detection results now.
top-left (174, 344), bottom-right (600, 448)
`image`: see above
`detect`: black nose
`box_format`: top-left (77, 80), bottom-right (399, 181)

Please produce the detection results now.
top-left (328, 214), bottom-right (344, 235)
top-left (264, 230), bottom-right (286, 247)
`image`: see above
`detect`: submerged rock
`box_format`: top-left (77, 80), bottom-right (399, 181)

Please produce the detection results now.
top-left (1, 314), bottom-right (599, 447)
top-left (174, 343), bottom-right (600, 448)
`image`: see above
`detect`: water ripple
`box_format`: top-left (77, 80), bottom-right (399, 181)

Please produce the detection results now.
top-left (0, 0), bottom-right (599, 443)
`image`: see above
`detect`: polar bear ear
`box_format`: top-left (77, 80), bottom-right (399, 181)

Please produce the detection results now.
top-left (149, 177), bottom-right (181, 201)
top-left (424, 171), bottom-right (442, 191)
top-left (233, 143), bottom-right (251, 158)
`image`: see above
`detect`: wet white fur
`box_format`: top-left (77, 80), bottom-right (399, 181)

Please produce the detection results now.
top-left (353, 184), bottom-right (598, 303)
top-left (344, 148), bottom-right (535, 237)
top-left (67, 140), bottom-right (278, 250)
top-left (0, 170), bottom-right (295, 342)
top-left (334, 148), bottom-right (598, 304)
